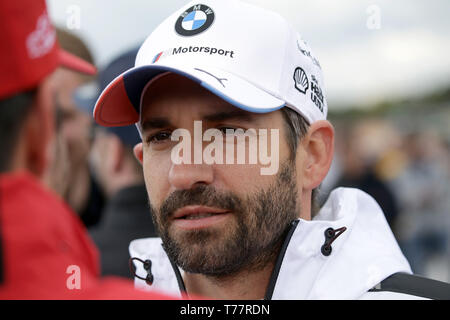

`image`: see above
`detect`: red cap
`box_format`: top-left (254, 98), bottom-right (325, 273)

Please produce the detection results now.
top-left (0, 0), bottom-right (97, 100)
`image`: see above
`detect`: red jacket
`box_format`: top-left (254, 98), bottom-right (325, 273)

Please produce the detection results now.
top-left (0, 172), bottom-right (173, 299)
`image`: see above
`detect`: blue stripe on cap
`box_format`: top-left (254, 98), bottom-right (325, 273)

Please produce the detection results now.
top-left (200, 82), bottom-right (285, 114)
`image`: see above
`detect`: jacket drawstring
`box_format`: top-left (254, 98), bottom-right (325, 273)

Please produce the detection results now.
top-left (321, 226), bottom-right (347, 256)
top-left (129, 257), bottom-right (154, 285)
top-left (129, 246), bottom-right (188, 297)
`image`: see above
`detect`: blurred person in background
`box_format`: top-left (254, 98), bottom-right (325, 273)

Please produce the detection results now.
top-left (333, 119), bottom-right (400, 232)
top-left (391, 131), bottom-right (450, 279)
top-left (88, 48), bottom-right (158, 278)
top-left (46, 28), bottom-right (105, 228)
top-left (0, 0), bottom-right (172, 299)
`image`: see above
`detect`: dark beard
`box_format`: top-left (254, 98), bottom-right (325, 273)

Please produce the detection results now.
top-left (149, 160), bottom-right (299, 278)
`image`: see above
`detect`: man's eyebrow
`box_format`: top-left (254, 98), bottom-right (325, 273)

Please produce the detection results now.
top-left (140, 118), bottom-right (172, 131)
top-left (202, 109), bottom-right (254, 122)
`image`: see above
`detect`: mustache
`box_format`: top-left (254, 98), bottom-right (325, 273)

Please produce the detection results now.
top-left (158, 185), bottom-right (243, 221)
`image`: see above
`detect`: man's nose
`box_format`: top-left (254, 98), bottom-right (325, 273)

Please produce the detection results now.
top-left (168, 162), bottom-right (214, 191)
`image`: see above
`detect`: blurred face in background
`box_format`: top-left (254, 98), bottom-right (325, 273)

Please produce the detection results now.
top-left (43, 68), bottom-right (94, 203)
top-left (50, 68), bottom-right (93, 169)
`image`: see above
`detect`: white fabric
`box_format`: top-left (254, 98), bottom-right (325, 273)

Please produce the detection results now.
top-left (129, 187), bottom-right (413, 299)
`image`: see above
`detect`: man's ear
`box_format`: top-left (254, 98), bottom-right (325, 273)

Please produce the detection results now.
top-left (133, 142), bottom-right (144, 165)
top-left (300, 120), bottom-right (334, 190)
top-left (24, 79), bottom-right (54, 177)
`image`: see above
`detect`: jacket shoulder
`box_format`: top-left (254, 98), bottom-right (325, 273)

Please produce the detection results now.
top-left (365, 272), bottom-right (450, 300)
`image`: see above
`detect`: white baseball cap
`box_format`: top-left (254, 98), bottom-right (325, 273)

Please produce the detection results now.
top-left (93, 0), bottom-right (327, 127)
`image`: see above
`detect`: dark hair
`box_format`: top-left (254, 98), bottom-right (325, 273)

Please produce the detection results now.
top-left (55, 27), bottom-right (95, 83)
top-left (56, 28), bottom-right (94, 65)
top-left (0, 90), bottom-right (35, 172)
top-left (280, 107), bottom-right (320, 218)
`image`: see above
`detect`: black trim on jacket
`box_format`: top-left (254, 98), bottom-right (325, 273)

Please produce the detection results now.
top-left (264, 220), bottom-right (300, 300)
top-left (370, 272), bottom-right (450, 300)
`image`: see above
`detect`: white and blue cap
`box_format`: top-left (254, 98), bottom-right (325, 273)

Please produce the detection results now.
top-left (93, 0), bottom-right (327, 129)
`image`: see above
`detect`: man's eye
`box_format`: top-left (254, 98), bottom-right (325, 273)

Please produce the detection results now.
top-left (218, 126), bottom-right (239, 134)
top-left (147, 131), bottom-right (172, 144)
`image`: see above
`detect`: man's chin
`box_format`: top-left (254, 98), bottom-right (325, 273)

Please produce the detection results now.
top-left (163, 224), bottom-right (246, 272)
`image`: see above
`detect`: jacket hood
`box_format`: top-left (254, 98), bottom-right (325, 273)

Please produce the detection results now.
top-left (129, 187), bottom-right (412, 299)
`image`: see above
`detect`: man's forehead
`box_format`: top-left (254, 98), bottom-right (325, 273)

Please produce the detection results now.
top-left (142, 99), bottom-right (253, 119)
top-left (140, 86), bottom-right (256, 125)
top-left (140, 104), bottom-right (259, 132)
top-left (141, 74), bottom-right (232, 113)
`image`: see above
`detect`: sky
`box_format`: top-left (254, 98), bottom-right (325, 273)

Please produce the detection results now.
top-left (47, 0), bottom-right (450, 109)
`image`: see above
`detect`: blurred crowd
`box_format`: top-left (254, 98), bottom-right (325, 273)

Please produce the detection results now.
top-left (34, 28), bottom-right (449, 283)
top-left (322, 115), bottom-right (450, 282)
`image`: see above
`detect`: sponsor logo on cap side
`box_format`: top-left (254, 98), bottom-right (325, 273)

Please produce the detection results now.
top-left (310, 75), bottom-right (324, 112)
top-left (175, 4), bottom-right (215, 37)
top-left (293, 67), bottom-right (309, 94)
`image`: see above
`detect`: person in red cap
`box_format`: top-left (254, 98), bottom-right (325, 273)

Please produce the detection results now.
top-left (0, 0), bottom-right (174, 299)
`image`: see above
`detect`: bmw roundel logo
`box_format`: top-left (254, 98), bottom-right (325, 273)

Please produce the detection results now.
top-left (175, 4), bottom-right (215, 37)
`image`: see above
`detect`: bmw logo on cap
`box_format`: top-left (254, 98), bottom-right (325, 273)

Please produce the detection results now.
top-left (175, 4), bottom-right (215, 36)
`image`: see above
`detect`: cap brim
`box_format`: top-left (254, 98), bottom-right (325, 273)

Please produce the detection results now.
top-left (58, 49), bottom-right (97, 75)
top-left (94, 63), bottom-right (285, 127)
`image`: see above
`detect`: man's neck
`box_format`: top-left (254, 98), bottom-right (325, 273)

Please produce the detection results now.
top-left (183, 260), bottom-right (275, 300)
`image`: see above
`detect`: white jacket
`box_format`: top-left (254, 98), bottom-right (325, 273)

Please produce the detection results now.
top-left (129, 188), bottom-right (446, 299)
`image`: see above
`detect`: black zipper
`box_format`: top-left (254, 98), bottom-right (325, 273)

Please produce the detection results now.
top-left (264, 219), bottom-right (300, 300)
top-left (162, 243), bottom-right (187, 296)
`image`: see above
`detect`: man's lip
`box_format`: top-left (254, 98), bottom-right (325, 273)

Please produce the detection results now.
top-left (172, 205), bottom-right (229, 219)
